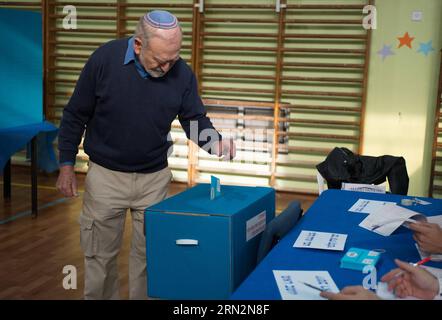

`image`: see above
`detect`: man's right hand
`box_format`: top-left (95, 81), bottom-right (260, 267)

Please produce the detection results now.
top-left (56, 165), bottom-right (78, 197)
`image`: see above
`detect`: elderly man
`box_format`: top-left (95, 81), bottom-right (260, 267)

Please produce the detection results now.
top-left (56, 10), bottom-right (235, 300)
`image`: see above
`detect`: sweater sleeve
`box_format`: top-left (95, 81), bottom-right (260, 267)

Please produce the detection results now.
top-left (58, 54), bottom-right (98, 164)
top-left (178, 72), bottom-right (222, 154)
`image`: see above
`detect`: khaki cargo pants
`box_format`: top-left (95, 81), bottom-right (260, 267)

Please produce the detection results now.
top-left (79, 161), bottom-right (172, 300)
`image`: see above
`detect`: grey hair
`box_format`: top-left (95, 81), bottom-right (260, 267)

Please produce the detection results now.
top-left (133, 16), bottom-right (182, 47)
top-left (133, 16), bottom-right (152, 45)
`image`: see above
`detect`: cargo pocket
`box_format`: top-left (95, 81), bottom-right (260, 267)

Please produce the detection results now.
top-left (79, 215), bottom-right (97, 257)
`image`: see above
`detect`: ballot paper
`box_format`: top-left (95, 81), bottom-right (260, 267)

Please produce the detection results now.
top-left (359, 204), bottom-right (427, 236)
top-left (273, 270), bottom-right (339, 300)
top-left (210, 175), bottom-right (221, 200)
top-left (341, 183), bottom-right (386, 194)
top-left (293, 230), bottom-right (347, 251)
top-left (348, 199), bottom-right (396, 214)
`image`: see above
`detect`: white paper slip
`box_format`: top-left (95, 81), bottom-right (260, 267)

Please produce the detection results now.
top-left (341, 183), bottom-right (386, 194)
top-left (428, 215), bottom-right (442, 227)
top-left (376, 282), bottom-right (442, 300)
top-left (273, 270), bottom-right (339, 300)
top-left (376, 282), bottom-right (419, 300)
top-left (415, 244), bottom-right (442, 262)
top-left (413, 198), bottom-right (431, 205)
top-left (422, 265), bottom-right (442, 278)
top-left (293, 230), bottom-right (347, 251)
top-left (246, 211), bottom-right (266, 241)
top-left (348, 199), bottom-right (396, 214)
top-left (359, 204), bottom-right (427, 236)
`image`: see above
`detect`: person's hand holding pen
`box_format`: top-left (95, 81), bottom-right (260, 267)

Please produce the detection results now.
top-left (381, 259), bottom-right (440, 299)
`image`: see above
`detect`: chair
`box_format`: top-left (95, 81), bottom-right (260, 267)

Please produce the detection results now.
top-left (317, 170), bottom-right (326, 195)
top-left (256, 201), bottom-right (303, 264)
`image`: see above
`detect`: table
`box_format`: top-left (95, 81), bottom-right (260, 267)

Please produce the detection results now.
top-left (0, 121), bottom-right (58, 217)
top-left (230, 189), bottom-right (442, 299)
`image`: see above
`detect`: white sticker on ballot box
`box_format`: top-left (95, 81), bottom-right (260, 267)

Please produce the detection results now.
top-left (246, 211), bottom-right (266, 241)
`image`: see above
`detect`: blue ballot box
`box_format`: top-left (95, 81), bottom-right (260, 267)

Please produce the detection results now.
top-left (145, 184), bottom-right (275, 299)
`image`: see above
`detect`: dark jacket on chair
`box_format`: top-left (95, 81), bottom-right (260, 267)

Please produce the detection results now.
top-left (316, 147), bottom-right (409, 195)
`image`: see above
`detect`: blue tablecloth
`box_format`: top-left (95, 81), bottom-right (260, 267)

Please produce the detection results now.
top-left (0, 121), bottom-right (59, 173)
top-left (230, 189), bottom-right (442, 299)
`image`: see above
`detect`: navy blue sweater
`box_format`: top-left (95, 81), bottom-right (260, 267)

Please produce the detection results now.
top-left (58, 38), bottom-right (220, 173)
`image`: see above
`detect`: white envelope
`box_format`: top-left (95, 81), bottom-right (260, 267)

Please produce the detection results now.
top-left (359, 204), bottom-right (427, 236)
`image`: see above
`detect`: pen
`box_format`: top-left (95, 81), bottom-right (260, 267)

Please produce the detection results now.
top-left (392, 257), bottom-right (432, 279)
top-left (413, 257), bottom-right (432, 266)
top-left (300, 281), bottom-right (328, 292)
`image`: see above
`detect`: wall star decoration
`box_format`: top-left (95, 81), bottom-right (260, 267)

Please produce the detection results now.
top-left (377, 44), bottom-right (395, 61)
top-left (397, 32), bottom-right (415, 49)
top-left (417, 41), bottom-right (435, 56)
